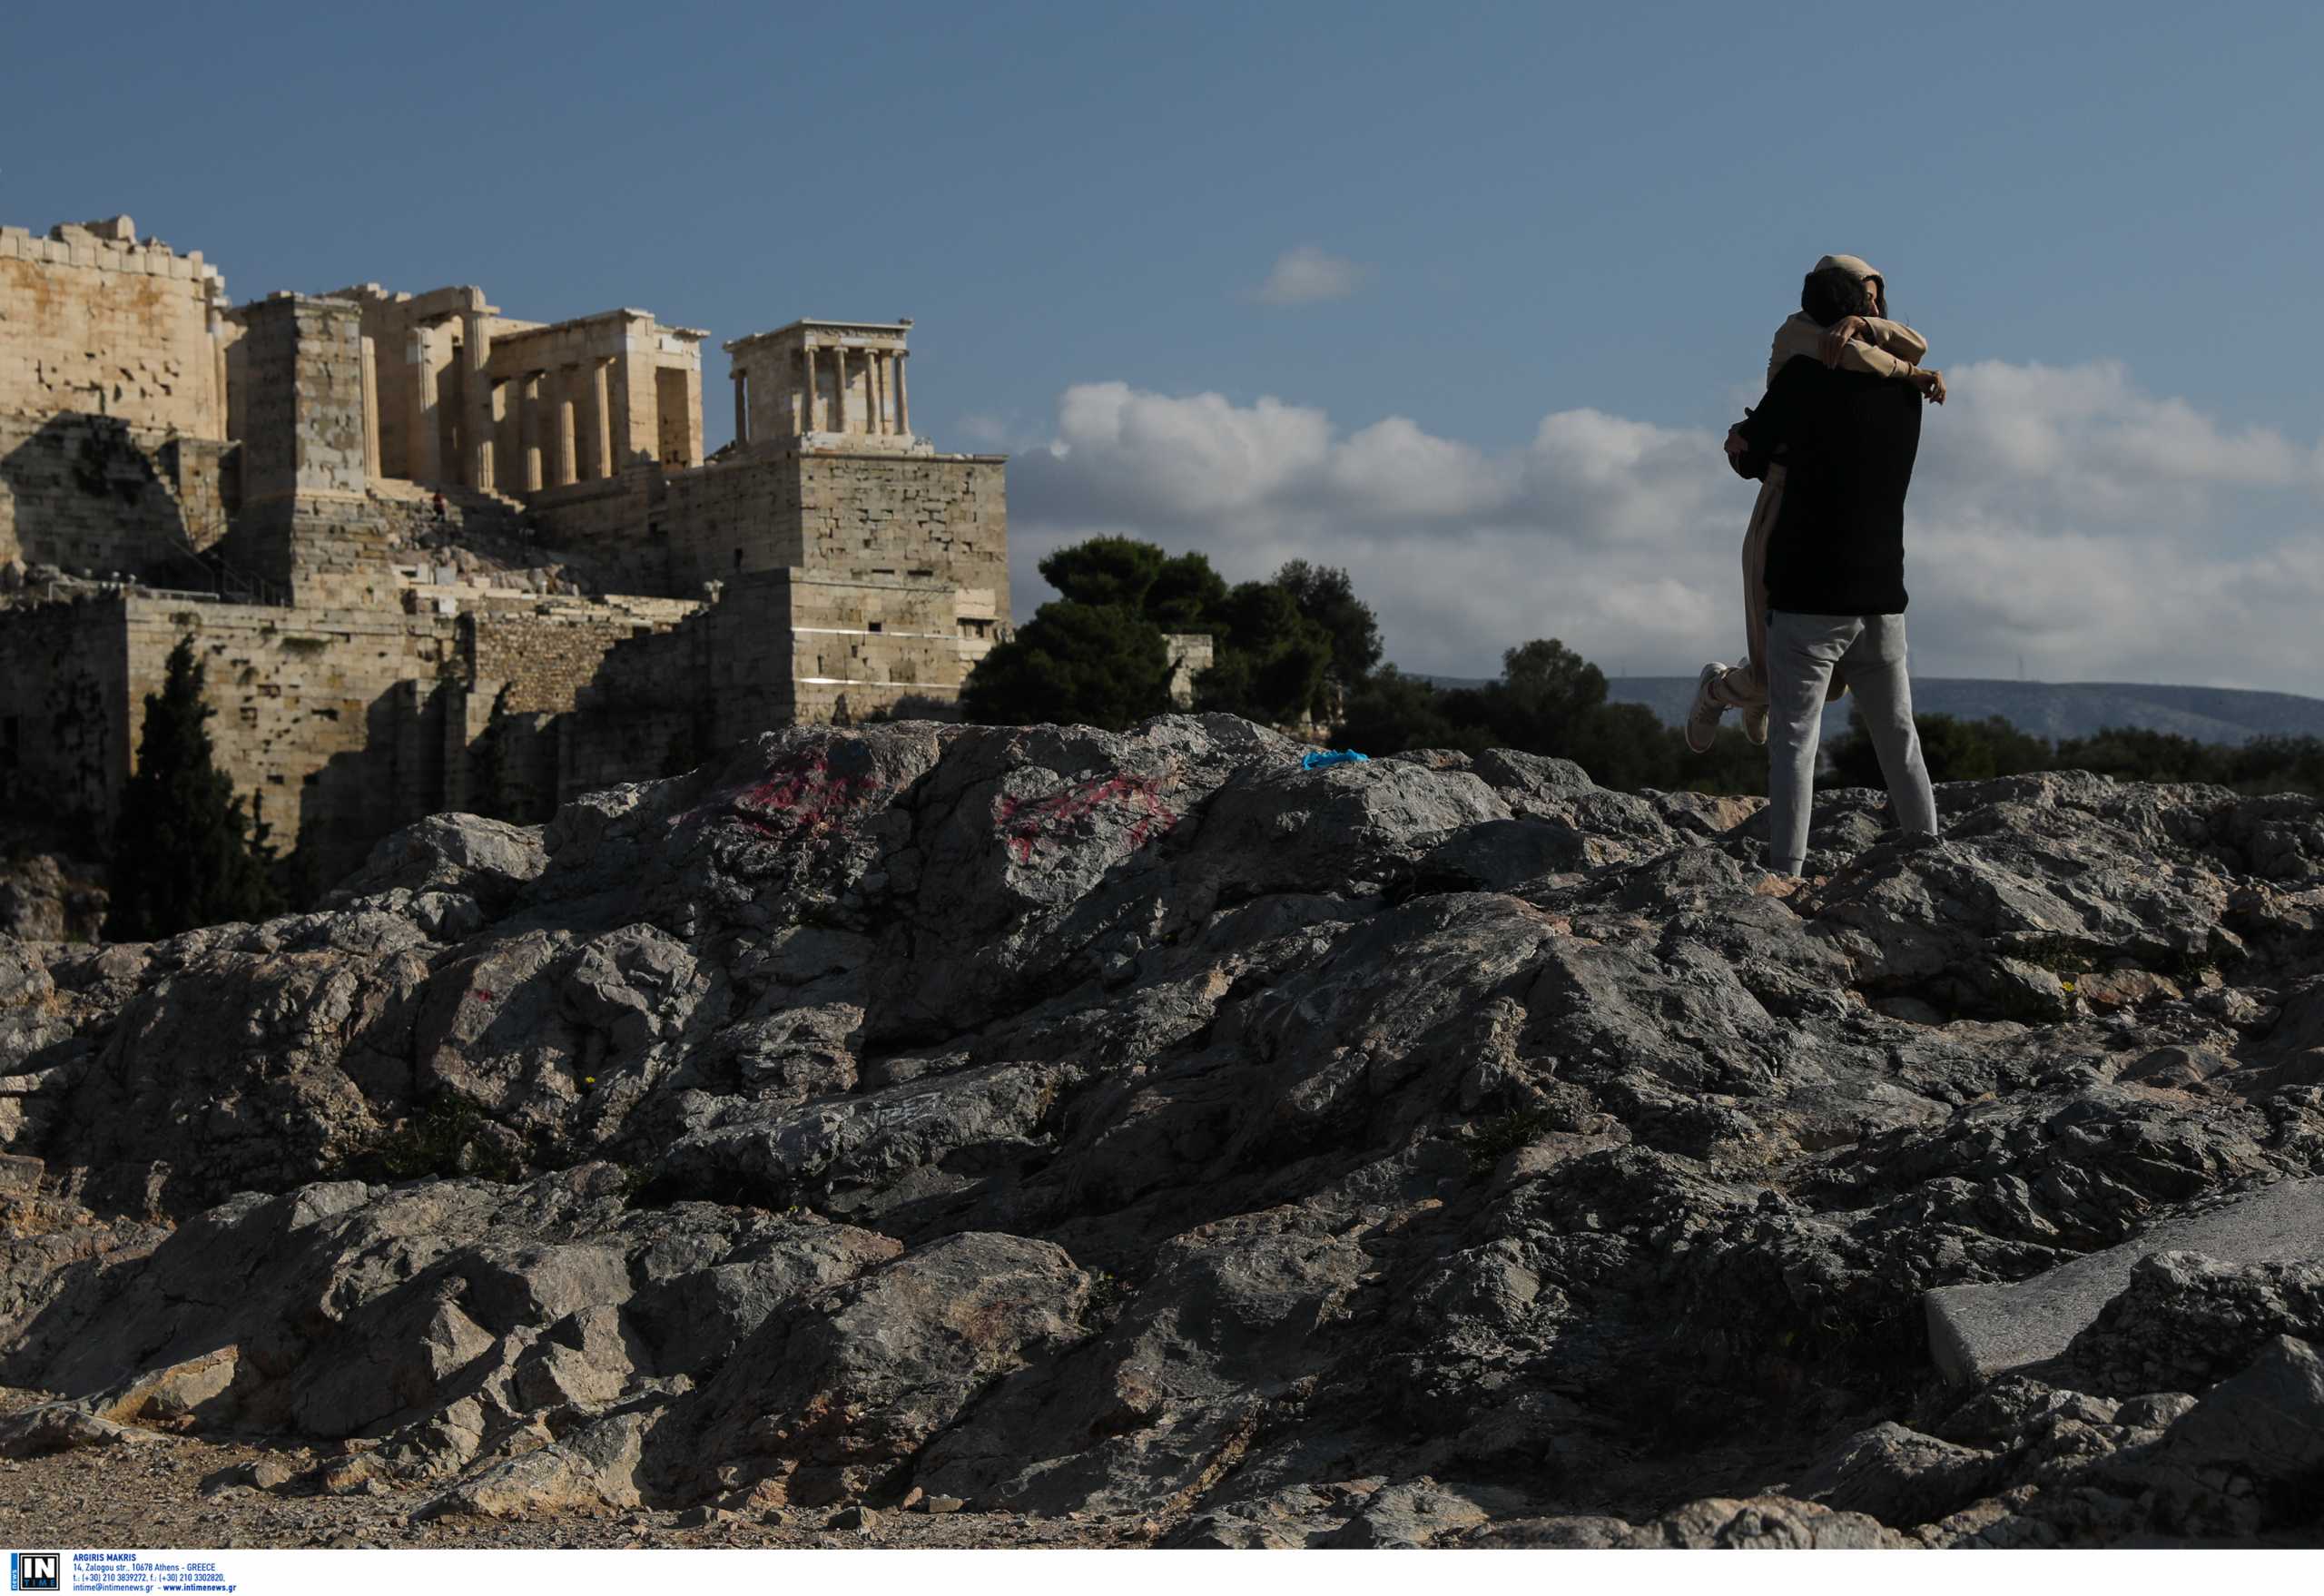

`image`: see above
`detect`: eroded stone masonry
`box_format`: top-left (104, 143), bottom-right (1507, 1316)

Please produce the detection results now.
top-left (0, 214), bottom-right (1018, 879)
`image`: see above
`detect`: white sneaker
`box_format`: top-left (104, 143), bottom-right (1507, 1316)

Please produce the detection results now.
top-left (1686, 663), bottom-right (1726, 754)
top-left (1743, 702), bottom-right (1769, 746)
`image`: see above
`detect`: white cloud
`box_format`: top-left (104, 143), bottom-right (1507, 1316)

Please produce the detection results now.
top-left (1923, 360), bottom-right (2324, 526)
top-left (956, 411), bottom-right (1014, 448)
top-left (1009, 359), bottom-right (2324, 696)
top-left (1046, 381), bottom-right (1334, 517)
top-left (1251, 244), bottom-right (1367, 307)
top-left (1324, 418), bottom-right (1509, 518)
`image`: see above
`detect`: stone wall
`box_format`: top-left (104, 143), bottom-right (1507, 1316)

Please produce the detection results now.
top-left (773, 570), bottom-right (974, 727)
top-left (5, 559), bottom-right (992, 885)
top-left (555, 620), bottom-right (708, 797)
top-left (525, 467), bottom-right (675, 594)
top-left (82, 588), bottom-right (700, 881)
top-left (0, 219), bottom-right (229, 437)
top-left (660, 451), bottom-right (802, 589)
top-left (119, 596), bottom-right (460, 877)
top-left (0, 594), bottom-right (129, 833)
top-left (212, 497), bottom-right (396, 610)
top-left (466, 599), bottom-right (698, 715)
top-left (659, 448), bottom-right (1007, 623)
top-left (0, 415), bottom-right (237, 583)
top-left (795, 454), bottom-right (1007, 611)
top-left (227, 295), bottom-right (368, 505)
top-left (555, 569), bottom-right (980, 794)
top-left (217, 296), bottom-right (390, 609)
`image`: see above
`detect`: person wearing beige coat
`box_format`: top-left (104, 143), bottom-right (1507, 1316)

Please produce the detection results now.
top-left (1687, 255), bottom-right (1946, 753)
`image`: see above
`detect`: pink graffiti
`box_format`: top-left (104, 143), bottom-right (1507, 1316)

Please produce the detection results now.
top-left (717, 750), bottom-right (884, 842)
top-left (995, 773), bottom-right (1178, 864)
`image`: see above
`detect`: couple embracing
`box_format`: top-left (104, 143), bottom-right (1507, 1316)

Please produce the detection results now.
top-left (1688, 254), bottom-right (1948, 881)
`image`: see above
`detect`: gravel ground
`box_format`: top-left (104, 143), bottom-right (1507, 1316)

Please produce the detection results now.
top-left (0, 1386), bottom-right (1147, 1551)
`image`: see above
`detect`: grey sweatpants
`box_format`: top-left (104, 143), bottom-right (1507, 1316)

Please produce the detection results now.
top-left (1766, 610), bottom-right (1939, 875)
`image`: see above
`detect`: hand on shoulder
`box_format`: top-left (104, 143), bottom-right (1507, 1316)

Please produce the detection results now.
top-left (1818, 315), bottom-right (1870, 366)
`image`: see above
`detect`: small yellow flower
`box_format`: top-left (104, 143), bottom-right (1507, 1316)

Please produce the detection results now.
top-left (584, 1076), bottom-right (597, 1085)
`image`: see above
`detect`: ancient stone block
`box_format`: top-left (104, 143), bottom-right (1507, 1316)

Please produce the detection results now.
top-left (1924, 1178), bottom-right (2324, 1384)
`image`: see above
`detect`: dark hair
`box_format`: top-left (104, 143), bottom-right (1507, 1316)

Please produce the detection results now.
top-left (1799, 266), bottom-right (1865, 328)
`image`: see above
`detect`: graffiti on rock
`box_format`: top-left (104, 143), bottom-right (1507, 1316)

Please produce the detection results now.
top-left (688, 749), bottom-right (887, 843)
top-left (994, 773), bottom-right (1178, 865)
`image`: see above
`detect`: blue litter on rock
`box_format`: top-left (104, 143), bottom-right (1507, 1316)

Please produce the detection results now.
top-left (1301, 749), bottom-right (1370, 770)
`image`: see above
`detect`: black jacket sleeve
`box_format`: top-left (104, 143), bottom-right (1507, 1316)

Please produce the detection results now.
top-left (1734, 354), bottom-right (1818, 458)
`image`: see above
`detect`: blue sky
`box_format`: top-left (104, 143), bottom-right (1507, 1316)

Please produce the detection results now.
top-left (7, 1), bottom-right (2323, 689)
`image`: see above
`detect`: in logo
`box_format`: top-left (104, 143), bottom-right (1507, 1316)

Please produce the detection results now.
top-left (8, 1554), bottom-right (60, 1593)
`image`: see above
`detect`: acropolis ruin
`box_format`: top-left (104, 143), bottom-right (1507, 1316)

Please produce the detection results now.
top-left (0, 214), bottom-right (1009, 879)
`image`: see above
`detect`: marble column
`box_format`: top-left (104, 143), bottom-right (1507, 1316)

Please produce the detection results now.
top-left (358, 336), bottom-right (381, 482)
top-left (568, 364), bottom-right (596, 482)
top-left (411, 329), bottom-right (442, 483)
top-left (554, 368), bottom-right (577, 488)
top-left (894, 351), bottom-right (910, 436)
top-left (592, 358), bottom-right (615, 479)
top-left (832, 347), bottom-right (848, 433)
top-left (609, 340), bottom-right (643, 472)
top-left (461, 317), bottom-right (492, 489)
top-left (518, 374), bottom-right (541, 492)
top-left (491, 379), bottom-right (517, 493)
top-left (803, 345), bottom-right (819, 433)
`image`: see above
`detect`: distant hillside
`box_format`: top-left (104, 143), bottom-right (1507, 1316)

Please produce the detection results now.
top-left (1416, 676), bottom-right (2324, 746)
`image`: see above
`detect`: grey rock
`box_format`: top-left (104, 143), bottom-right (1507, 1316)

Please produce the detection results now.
top-left (1316, 1477), bottom-right (1521, 1548)
top-left (199, 1456), bottom-right (296, 1495)
top-left (1925, 1179), bottom-right (2324, 1384)
top-left (667, 1231), bottom-right (1089, 1506)
top-left (1784, 1422), bottom-right (2003, 1529)
top-left (326, 813), bottom-right (546, 911)
top-left (418, 1406), bottom-right (655, 1520)
top-left (2159, 1334), bottom-right (2324, 1482)
top-left (10, 715), bottom-right (2324, 1546)
top-left (910, 1205), bottom-right (1364, 1517)
top-left (0, 1400), bottom-right (171, 1456)
top-left (2060, 1249), bottom-right (2324, 1395)
top-left (2, 1166), bottom-right (895, 1478)
top-left (2113, 1392), bottom-right (2199, 1430)
top-left (1932, 1374), bottom-right (2121, 1448)
top-left (0, 848), bottom-right (108, 944)
top-left (1167, 1511), bottom-right (1309, 1550)
top-left (1475, 1495), bottom-right (1913, 1549)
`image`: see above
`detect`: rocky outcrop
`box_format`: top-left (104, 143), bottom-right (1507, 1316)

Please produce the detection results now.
top-left (0, 848), bottom-right (107, 946)
top-left (5, 714), bottom-right (2324, 1544)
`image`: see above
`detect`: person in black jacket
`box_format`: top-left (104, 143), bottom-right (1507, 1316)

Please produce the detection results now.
top-left (1728, 288), bottom-right (1941, 878)
top-left (1688, 256), bottom-right (1945, 754)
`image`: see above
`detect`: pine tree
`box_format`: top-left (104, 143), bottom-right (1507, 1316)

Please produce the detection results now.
top-left (103, 638), bottom-right (283, 941)
top-left (960, 601), bottom-right (1175, 730)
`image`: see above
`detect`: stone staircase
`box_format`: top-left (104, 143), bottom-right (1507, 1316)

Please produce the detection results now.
top-left (369, 478), bottom-right (625, 598)
top-left (369, 478), bottom-right (541, 549)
